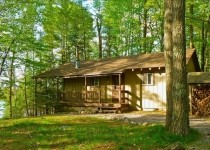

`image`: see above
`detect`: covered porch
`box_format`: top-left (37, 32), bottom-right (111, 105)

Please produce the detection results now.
top-left (35, 73), bottom-right (130, 114)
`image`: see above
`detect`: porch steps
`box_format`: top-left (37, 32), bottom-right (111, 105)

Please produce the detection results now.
top-left (58, 102), bottom-right (129, 113)
top-left (98, 106), bottom-right (120, 113)
top-left (97, 103), bottom-right (129, 113)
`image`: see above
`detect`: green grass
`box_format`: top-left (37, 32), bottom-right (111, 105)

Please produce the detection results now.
top-left (0, 115), bottom-right (200, 150)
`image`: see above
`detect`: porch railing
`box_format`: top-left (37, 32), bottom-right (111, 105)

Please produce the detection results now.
top-left (36, 90), bottom-right (130, 104)
top-left (58, 91), bottom-right (101, 103)
top-left (86, 91), bottom-right (101, 102)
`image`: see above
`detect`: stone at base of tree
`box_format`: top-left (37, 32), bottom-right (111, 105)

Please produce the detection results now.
top-left (171, 142), bottom-right (185, 150)
top-left (165, 142), bottom-right (185, 150)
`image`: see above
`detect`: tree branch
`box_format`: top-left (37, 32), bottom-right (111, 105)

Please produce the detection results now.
top-left (0, 39), bottom-right (15, 77)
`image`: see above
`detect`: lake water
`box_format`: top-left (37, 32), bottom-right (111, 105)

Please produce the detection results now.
top-left (0, 101), bottom-right (5, 118)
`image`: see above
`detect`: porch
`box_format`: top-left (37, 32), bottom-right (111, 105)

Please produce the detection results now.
top-left (35, 69), bottom-right (141, 114)
top-left (35, 90), bottom-right (130, 113)
top-left (59, 90), bottom-right (129, 113)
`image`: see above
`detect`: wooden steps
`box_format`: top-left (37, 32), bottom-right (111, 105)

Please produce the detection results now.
top-left (98, 103), bottom-right (129, 113)
top-left (58, 101), bottom-right (129, 113)
top-left (98, 106), bottom-right (120, 113)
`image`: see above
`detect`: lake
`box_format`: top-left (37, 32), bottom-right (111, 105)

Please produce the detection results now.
top-left (0, 101), bottom-right (5, 118)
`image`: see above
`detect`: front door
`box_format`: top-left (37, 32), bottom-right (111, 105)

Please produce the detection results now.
top-left (112, 75), bottom-right (124, 103)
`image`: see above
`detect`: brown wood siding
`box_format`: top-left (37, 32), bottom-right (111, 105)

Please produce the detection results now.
top-left (187, 57), bottom-right (197, 72)
top-left (64, 76), bottom-right (114, 103)
top-left (64, 78), bottom-right (85, 92)
top-left (124, 70), bottom-right (142, 110)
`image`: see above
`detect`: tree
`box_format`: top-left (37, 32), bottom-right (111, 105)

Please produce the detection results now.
top-left (42, 0), bottom-right (94, 63)
top-left (164, 0), bottom-right (173, 130)
top-left (8, 50), bottom-right (15, 118)
top-left (142, 0), bottom-right (148, 53)
top-left (93, 0), bottom-right (103, 59)
top-left (171, 0), bottom-right (189, 135)
top-left (164, 0), bottom-right (190, 135)
top-left (185, 0), bottom-right (210, 71)
top-left (102, 0), bottom-right (164, 56)
top-left (0, 0), bottom-right (19, 77)
top-left (188, 0), bottom-right (194, 48)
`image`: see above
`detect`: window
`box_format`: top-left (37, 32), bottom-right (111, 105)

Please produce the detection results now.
top-left (142, 73), bottom-right (153, 85)
top-left (89, 77), bottom-right (99, 86)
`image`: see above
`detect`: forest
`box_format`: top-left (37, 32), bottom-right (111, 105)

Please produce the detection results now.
top-left (0, 0), bottom-right (210, 118)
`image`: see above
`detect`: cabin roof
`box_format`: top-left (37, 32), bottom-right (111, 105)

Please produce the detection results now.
top-left (35, 49), bottom-right (199, 78)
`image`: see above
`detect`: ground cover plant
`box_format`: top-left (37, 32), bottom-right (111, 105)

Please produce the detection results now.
top-left (0, 115), bottom-right (200, 150)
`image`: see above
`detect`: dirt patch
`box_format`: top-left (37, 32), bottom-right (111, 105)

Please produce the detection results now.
top-left (94, 111), bottom-right (210, 133)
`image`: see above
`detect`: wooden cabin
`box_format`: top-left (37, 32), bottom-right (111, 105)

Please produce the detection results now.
top-left (35, 49), bottom-right (200, 113)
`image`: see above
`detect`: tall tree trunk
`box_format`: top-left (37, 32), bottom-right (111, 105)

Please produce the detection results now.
top-left (24, 52), bottom-right (29, 117)
top-left (205, 15), bottom-right (210, 71)
top-left (143, 0), bottom-right (148, 53)
top-left (24, 73), bottom-right (29, 116)
top-left (96, 16), bottom-right (103, 59)
top-left (164, 0), bottom-right (173, 130)
top-left (201, 16), bottom-right (209, 71)
top-left (201, 20), bottom-right (205, 72)
top-left (189, 1), bottom-right (194, 48)
top-left (34, 78), bottom-right (38, 116)
top-left (93, 0), bottom-right (103, 58)
top-left (83, 32), bottom-right (87, 61)
top-left (9, 51), bottom-right (15, 118)
top-left (107, 32), bottom-right (111, 58)
top-left (0, 39), bottom-right (15, 77)
top-left (170, 0), bottom-right (189, 135)
top-left (160, 20), bottom-right (164, 52)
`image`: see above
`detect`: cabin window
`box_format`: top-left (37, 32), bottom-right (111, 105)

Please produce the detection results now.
top-left (89, 77), bottom-right (99, 86)
top-left (142, 73), bottom-right (153, 85)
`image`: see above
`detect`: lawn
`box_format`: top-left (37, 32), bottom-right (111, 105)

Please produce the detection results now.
top-left (0, 115), bottom-right (200, 150)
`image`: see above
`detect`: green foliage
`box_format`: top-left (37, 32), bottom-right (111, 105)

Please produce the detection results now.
top-left (42, 0), bottom-right (94, 64)
top-left (0, 116), bottom-right (201, 150)
top-left (0, 0), bottom-right (94, 118)
top-left (102, 0), bottom-right (164, 56)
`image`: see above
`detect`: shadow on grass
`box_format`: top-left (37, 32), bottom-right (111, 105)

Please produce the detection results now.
top-left (0, 116), bottom-right (201, 150)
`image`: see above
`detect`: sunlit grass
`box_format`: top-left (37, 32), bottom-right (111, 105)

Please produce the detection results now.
top-left (0, 115), bottom-right (200, 150)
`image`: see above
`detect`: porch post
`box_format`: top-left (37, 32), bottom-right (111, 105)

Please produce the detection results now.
top-left (85, 76), bottom-right (87, 101)
top-left (119, 74), bottom-right (122, 104)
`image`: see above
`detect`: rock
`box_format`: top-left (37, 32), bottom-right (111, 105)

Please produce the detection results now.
top-left (189, 147), bottom-right (196, 150)
top-left (142, 122), bottom-right (148, 126)
top-left (151, 123), bottom-right (157, 126)
top-left (138, 122), bottom-right (142, 125)
top-left (130, 121), bottom-right (137, 125)
top-left (124, 118), bottom-right (129, 124)
top-left (171, 142), bottom-right (185, 150)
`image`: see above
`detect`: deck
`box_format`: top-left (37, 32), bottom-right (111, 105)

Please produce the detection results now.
top-left (36, 91), bottom-right (130, 113)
